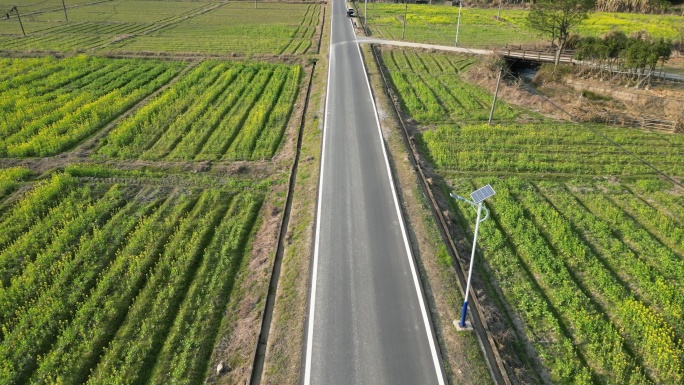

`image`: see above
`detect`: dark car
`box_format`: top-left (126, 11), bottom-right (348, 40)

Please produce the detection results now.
top-left (347, 8), bottom-right (355, 17)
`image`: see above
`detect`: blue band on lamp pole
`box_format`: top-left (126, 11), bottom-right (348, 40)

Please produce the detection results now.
top-left (460, 301), bottom-right (468, 327)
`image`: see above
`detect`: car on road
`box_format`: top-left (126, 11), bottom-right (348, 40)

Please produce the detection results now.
top-left (347, 8), bottom-right (355, 17)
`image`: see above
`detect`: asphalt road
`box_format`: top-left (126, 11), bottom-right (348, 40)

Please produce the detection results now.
top-left (302, 2), bottom-right (446, 384)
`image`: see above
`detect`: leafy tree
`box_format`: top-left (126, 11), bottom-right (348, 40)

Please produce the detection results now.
top-left (573, 31), bottom-right (672, 87)
top-left (527, 0), bottom-right (595, 64)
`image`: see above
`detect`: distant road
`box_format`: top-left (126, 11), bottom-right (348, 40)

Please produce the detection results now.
top-left (302, 1), bottom-right (446, 384)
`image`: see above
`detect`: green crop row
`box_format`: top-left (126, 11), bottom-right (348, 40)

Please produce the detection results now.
top-left (420, 123), bottom-right (684, 176)
top-left (447, 175), bottom-right (684, 383)
top-left (107, 3), bottom-right (320, 56)
top-left (542, 182), bottom-right (684, 347)
top-left (98, 60), bottom-right (301, 161)
top-left (514, 180), bottom-right (684, 384)
top-left (381, 49), bottom-right (516, 123)
top-left (362, 4), bottom-right (682, 48)
top-left (0, 173), bottom-right (265, 384)
top-left (0, 173), bottom-right (76, 250)
top-left (0, 167), bottom-right (31, 198)
top-left (0, 56), bottom-right (185, 158)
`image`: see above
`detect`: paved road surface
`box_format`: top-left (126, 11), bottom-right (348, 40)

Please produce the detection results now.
top-left (302, 2), bottom-right (446, 384)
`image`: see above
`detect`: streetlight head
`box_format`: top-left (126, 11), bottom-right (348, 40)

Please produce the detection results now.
top-left (470, 184), bottom-right (495, 204)
top-left (450, 193), bottom-right (466, 201)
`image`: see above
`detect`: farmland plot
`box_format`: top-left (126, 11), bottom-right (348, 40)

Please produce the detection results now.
top-left (0, 0), bottom-right (97, 15)
top-left (0, 1), bottom-right (320, 55)
top-left (0, 1), bottom-right (211, 52)
top-left (382, 49), bottom-right (684, 384)
top-left (0, 172), bottom-right (265, 385)
top-left (363, 4), bottom-right (682, 48)
top-left (98, 60), bottom-right (301, 161)
top-left (113, 3), bottom-right (321, 55)
top-left (0, 56), bottom-right (185, 157)
top-left (380, 48), bottom-right (516, 123)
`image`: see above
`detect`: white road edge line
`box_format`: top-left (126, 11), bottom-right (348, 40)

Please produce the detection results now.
top-left (354, 24), bottom-right (447, 385)
top-left (303, 1), bottom-right (334, 383)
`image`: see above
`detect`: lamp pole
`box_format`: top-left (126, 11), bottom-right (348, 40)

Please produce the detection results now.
top-left (450, 184), bottom-right (495, 329)
top-left (488, 65), bottom-right (503, 125)
top-left (402, 0), bottom-right (408, 40)
top-left (454, 0), bottom-right (462, 46)
top-left (7, 6), bottom-right (25, 36)
top-left (61, 0), bottom-right (68, 21)
top-left (364, 0), bottom-right (367, 27)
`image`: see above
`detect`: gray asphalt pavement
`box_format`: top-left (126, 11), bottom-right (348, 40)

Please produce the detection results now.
top-left (302, 2), bottom-right (446, 384)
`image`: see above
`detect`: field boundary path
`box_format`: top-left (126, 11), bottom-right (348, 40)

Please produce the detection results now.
top-left (249, 60), bottom-right (317, 385)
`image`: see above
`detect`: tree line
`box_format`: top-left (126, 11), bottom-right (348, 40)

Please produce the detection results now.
top-left (572, 31), bottom-right (673, 87)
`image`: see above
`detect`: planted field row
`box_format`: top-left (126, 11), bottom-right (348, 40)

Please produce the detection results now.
top-left (0, 167), bottom-right (30, 199)
top-left (363, 4), bottom-right (682, 48)
top-left (381, 49), bottom-right (516, 123)
top-left (1, 2), bottom-right (320, 56)
top-left (0, 56), bottom-right (184, 158)
top-left (0, 1), bottom-right (215, 52)
top-left (115, 36), bottom-right (312, 55)
top-left (30, 0), bottom-right (208, 24)
top-left (110, 3), bottom-right (321, 55)
top-left (0, 0), bottom-right (96, 15)
top-left (449, 176), bottom-right (684, 384)
top-left (281, 3), bottom-right (320, 55)
top-left (98, 60), bottom-right (301, 161)
top-left (0, 172), bottom-right (264, 384)
top-left (420, 123), bottom-right (684, 176)
top-left (0, 21), bottom-right (152, 51)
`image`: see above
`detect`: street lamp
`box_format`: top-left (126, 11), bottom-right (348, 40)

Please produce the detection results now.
top-left (450, 184), bottom-right (495, 329)
top-left (6, 6), bottom-right (25, 36)
top-left (61, 0), bottom-right (68, 21)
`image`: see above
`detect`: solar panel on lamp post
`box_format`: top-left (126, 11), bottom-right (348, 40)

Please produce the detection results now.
top-left (450, 184), bottom-right (495, 329)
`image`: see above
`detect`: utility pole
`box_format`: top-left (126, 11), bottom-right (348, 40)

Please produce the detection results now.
top-left (497, 0), bottom-right (502, 20)
top-left (364, 0), bottom-right (367, 27)
top-left (401, 0), bottom-right (408, 40)
top-left (488, 65), bottom-right (503, 125)
top-left (454, 0), bottom-right (462, 46)
top-left (6, 6), bottom-right (25, 36)
top-left (61, 0), bottom-right (69, 21)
